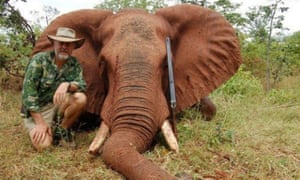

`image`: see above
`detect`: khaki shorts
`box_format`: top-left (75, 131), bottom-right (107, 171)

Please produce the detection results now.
top-left (24, 104), bottom-right (58, 132)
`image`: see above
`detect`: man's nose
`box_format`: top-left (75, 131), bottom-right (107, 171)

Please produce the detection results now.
top-left (61, 42), bottom-right (68, 47)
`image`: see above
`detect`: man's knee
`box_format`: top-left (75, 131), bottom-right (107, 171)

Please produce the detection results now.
top-left (30, 130), bottom-right (53, 151)
top-left (73, 92), bottom-right (87, 107)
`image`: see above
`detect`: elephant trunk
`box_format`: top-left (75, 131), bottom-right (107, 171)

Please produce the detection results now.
top-left (107, 61), bottom-right (160, 144)
top-left (102, 132), bottom-right (176, 180)
top-left (99, 53), bottom-right (174, 178)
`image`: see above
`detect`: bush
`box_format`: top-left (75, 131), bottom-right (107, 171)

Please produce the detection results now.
top-left (213, 65), bottom-right (263, 98)
top-left (266, 88), bottom-right (300, 105)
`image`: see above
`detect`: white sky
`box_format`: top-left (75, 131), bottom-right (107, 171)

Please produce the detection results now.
top-left (14, 0), bottom-right (300, 33)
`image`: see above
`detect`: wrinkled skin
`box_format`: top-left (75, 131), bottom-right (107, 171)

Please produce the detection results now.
top-left (32, 4), bottom-right (242, 179)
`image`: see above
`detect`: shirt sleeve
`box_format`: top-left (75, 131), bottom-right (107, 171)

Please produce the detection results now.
top-left (22, 55), bottom-right (43, 113)
top-left (70, 59), bottom-right (87, 92)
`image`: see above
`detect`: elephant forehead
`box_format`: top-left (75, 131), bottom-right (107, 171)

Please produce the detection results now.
top-left (105, 13), bottom-right (168, 40)
top-left (119, 16), bottom-right (155, 40)
top-left (99, 13), bottom-right (169, 67)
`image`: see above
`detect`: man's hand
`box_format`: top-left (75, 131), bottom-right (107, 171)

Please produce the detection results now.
top-left (31, 121), bottom-right (52, 145)
top-left (53, 82), bottom-right (69, 105)
top-left (30, 111), bottom-right (53, 146)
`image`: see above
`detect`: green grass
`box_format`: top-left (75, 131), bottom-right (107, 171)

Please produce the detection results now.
top-left (0, 74), bottom-right (299, 179)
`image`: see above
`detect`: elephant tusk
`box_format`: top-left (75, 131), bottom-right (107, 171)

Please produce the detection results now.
top-left (161, 120), bottom-right (179, 153)
top-left (88, 121), bottom-right (109, 155)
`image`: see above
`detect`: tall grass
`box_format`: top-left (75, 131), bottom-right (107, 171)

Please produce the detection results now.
top-left (0, 69), bottom-right (299, 179)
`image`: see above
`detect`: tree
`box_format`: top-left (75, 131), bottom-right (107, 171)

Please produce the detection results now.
top-left (0, 0), bottom-right (34, 78)
top-left (30, 6), bottom-right (60, 29)
top-left (0, 0), bottom-right (35, 45)
top-left (180, 0), bottom-right (211, 6)
top-left (0, 32), bottom-right (32, 77)
top-left (179, 0), bottom-right (246, 30)
top-left (244, 0), bottom-right (288, 90)
top-left (283, 31), bottom-right (300, 73)
top-left (95, 0), bottom-right (166, 13)
top-left (0, 0), bottom-right (59, 79)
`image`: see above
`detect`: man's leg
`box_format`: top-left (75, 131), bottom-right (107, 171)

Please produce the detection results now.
top-left (25, 104), bottom-right (56, 151)
top-left (58, 92), bottom-right (87, 129)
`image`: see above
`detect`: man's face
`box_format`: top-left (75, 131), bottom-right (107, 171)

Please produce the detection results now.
top-left (53, 40), bottom-right (76, 60)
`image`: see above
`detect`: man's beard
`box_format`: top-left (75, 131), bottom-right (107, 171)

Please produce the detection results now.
top-left (56, 51), bottom-right (69, 61)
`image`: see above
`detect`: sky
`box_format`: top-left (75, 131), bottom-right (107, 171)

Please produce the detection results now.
top-left (14, 0), bottom-right (300, 33)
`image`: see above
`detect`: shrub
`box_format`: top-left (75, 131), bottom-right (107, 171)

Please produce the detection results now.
top-left (266, 88), bottom-right (300, 105)
top-left (213, 65), bottom-right (263, 98)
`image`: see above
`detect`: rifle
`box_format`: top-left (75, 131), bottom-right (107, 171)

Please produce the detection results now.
top-left (165, 37), bottom-right (177, 137)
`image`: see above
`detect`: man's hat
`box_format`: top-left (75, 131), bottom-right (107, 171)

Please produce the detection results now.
top-left (47, 27), bottom-right (85, 49)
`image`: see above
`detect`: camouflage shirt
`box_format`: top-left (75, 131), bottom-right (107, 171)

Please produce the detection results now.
top-left (22, 51), bottom-right (86, 117)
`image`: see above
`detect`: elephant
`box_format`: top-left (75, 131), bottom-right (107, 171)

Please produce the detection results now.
top-left (32, 4), bottom-right (242, 179)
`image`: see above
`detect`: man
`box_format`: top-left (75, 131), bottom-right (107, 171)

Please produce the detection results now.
top-left (22, 27), bottom-right (87, 151)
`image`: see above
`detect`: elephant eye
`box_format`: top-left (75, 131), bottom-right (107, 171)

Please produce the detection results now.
top-left (162, 55), bottom-right (168, 67)
top-left (98, 60), bottom-right (105, 67)
top-left (99, 54), bottom-right (106, 62)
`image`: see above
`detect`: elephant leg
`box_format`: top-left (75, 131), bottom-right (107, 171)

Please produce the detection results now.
top-left (102, 132), bottom-right (176, 180)
top-left (193, 97), bottom-right (216, 121)
top-left (199, 97), bottom-right (216, 121)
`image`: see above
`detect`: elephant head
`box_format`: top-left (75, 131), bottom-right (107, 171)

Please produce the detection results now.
top-left (32, 4), bottom-right (242, 179)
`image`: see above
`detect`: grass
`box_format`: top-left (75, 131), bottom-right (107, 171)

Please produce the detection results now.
top-left (0, 75), bottom-right (299, 179)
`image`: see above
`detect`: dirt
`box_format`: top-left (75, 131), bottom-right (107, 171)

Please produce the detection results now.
top-left (0, 75), bottom-right (23, 91)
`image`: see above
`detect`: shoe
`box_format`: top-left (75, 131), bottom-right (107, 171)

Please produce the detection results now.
top-left (53, 125), bottom-right (76, 149)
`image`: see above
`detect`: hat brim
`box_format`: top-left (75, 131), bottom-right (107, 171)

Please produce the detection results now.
top-left (47, 35), bottom-right (85, 49)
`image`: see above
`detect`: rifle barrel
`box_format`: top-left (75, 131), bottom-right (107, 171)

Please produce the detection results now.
top-left (166, 37), bottom-right (176, 109)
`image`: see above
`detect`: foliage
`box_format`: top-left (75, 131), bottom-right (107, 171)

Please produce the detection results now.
top-left (0, 31), bottom-right (32, 77)
top-left (0, 0), bottom-right (35, 45)
top-left (208, 0), bottom-right (246, 29)
top-left (244, 1), bottom-right (288, 42)
top-left (95, 0), bottom-right (166, 13)
top-left (266, 88), bottom-right (300, 105)
top-left (180, 0), bottom-right (246, 29)
top-left (0, 0), bottom-right (32, 78)
top-left (243, 0), bottom-right (288, 91)
top-left (180, 0), bottom-right (212, 6)
top-left (240, 37), bottom-right (266, 77)
top-left (29, 6), bottom-right (60, 29)
top-left (0, 0), bottom-right (56, 78)
top-left (213, 66), bottom-right (263, 98)
top-left (241, 33), bottom-right (297, 88)
top-left (283, 31), bottom-right (300, 71)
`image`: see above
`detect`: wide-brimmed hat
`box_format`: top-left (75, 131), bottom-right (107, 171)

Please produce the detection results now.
top-left (47, 27), bottom-right (85, 49)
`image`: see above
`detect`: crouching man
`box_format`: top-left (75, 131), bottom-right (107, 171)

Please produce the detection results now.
top-left (21, 27), bottom-right (87, 151)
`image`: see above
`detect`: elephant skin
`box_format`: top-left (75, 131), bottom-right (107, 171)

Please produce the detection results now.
top-left (32, 4), bottom-right (242, 179)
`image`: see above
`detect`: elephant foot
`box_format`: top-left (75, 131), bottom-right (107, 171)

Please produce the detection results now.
top-left (161, 120), bottom-right (179, 153)
top-left (193, 97), bottom-right (216, 121)
top-left (88, 121), bottom-right (109, 154)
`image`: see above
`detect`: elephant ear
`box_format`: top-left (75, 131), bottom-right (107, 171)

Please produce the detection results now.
top-left (32, 9), bottom-right (113, 115)
top-left (156, 4), bottom-right (242, 111)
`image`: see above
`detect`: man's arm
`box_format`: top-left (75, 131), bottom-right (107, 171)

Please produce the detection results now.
top-left (69, 59), bottom-right (87, 92)
top-left (22, 56), bottom-right (43, 116)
